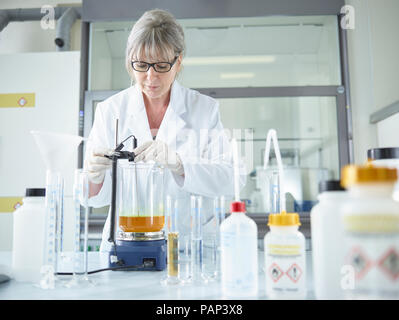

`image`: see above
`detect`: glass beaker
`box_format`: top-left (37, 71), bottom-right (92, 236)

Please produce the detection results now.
top-left (117, 162), bottom-right (165, 233)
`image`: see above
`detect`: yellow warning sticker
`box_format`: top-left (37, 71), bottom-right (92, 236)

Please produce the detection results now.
top-left (0, 197), bottom-right (23, 212)
top-left (0, 93), bottom-right (35, 108)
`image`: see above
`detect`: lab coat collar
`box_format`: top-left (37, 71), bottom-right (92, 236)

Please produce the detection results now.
top-left (127, 80), bottom-right (187, 146)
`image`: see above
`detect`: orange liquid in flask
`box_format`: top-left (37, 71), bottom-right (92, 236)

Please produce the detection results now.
top-left (119, 215), bottom-right (165, 232)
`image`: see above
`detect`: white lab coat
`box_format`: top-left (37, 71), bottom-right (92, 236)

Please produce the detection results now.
top-left (85, 80), bottom-right (246, 252)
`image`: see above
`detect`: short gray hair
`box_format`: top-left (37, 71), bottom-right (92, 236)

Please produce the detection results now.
top-left (125, 9), bottom-right (185, 79)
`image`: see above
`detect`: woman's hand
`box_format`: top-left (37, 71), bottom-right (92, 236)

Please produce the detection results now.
top-left (133, 140), bottom-right (184, 176)
top-left (86, 146), bottom-right (113, 184)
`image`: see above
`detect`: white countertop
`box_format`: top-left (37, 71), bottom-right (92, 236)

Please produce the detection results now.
top-left (0, 247), bottom-right (315, 300)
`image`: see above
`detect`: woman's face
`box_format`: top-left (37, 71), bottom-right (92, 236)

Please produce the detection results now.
top-left (133, 53), bottom-right (181, 102)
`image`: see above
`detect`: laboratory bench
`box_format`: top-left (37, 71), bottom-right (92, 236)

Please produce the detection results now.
top-left (0, 243), bottom-right (315, 300)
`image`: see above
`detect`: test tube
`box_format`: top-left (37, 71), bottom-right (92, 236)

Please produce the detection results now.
top-left (161, 195), bottom-right (180, 285)
top-left (190, 195), bottom-right (203, 284)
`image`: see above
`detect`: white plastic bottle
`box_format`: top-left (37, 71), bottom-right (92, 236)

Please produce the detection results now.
top-left (12, 188), bottom-right (46, 283)
top-left (220, 201), bottom-right (258, 298)
top-left (311, 180), bottom-right (347, 300)
top-left (341, 164), bottom-right (399, 299)
top-left (264, 211), bottom-right (306, 299)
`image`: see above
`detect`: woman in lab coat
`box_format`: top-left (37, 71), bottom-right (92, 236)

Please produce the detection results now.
top-left (85, 9), bottom-right (245, 252)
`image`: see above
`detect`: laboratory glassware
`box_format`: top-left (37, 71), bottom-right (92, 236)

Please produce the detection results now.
top-left (65, 169), bottom-right (93, 288)
top-left (212, 196), bottom-right (225, 280)
top-left (12, 188), bottom-right (46, 283)
top-left (263, 129), bottom-right (286, 212)
top-left (40, 170), bottom-right (63, 289)
top-left (311, 180), bottom-right (347, 300)
top-left (106, 137), bottom-right (166, 270)
top-left (201, 234), bottom-right (217, 282)
top-left (341, 164), bottom-right (399, 299)
top-left (269, 171), bottom-right (280, 213)
top-left (190, 195), bottom-right (204, 284)
top-left (201, 196), bottom-right (226, 282)
top-left (30, 130), bottom-right (84, 173)
top-left (161, 195), bottom-right (180, 285)
top-left (117, 162), bottom-right (165, 233)
top-left (31, 130), bottom-right (83, 289)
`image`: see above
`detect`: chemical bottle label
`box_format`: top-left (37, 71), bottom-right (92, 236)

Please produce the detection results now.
top-left (343, 214), bottom-right (399, 298)
top-left (343, 214), bottom-right (399, 233)
top-left (265, 243), bottom-right (306, 297)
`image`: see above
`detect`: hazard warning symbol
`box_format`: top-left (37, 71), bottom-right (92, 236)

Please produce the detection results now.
top-left (18, 97), bottom-right (27, 107)
top-left (269, 263), bottom-right (284, 283)
top-left (346, 247), bottom-right (373, 280)
top-left (286, 263), bottom-right (302, 283)
top-left (378, 248), bottom-right (399, 281)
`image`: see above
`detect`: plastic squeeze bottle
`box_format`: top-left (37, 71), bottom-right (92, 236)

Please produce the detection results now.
top-left (264, 211), bottom-right (306, 299)
top-left (220, 201), bottom-right (258, 298)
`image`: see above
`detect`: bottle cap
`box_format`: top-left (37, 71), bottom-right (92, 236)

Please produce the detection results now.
top-left (367, 147), bottom-right (399, 160)
top-left (341, 163), bottom-right (397, 188)
top-left (25, 188), bottom-right (46, 197)
top-left (230, 201), bottom-right (246, 212)
top-left (319, 180), bottom-right (345, 193)
top-left (268, 211), bottom-right (301, 226)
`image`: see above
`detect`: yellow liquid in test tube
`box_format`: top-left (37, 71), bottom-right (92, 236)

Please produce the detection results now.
top-left (167, 232), bottom-right (179, 277)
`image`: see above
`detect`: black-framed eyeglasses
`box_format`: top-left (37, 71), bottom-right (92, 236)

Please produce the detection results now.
top-left (131, 56), bottom-right (179, 73)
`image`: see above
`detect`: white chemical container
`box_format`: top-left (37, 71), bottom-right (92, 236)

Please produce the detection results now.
top-left (12, 188), bottom-right (46, 283)
top-left (311, 180), bottom-right (347, 299)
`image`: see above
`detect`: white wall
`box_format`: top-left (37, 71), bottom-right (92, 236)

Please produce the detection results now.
top-left (0, 0), bottom-right (82, 251)
top-left (0, 52), bottom-right (81, 251)
top-left (378, 113), bottom-right (399, 147)
top-left (346, 0), bottom-right (399, 162)
top-left (346, 0), bottom-right (377, 164)
top-left (370, 0), bottom-right (399, 148)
